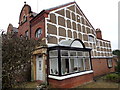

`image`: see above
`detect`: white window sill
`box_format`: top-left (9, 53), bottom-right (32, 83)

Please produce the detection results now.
top-left (48, 70), bottom-right (93, 80)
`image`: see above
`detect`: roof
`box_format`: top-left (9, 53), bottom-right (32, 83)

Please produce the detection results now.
top-left (45, 1), bottom-right (75, 11)
top-left (59, 39), bottom-right (73, 46)
top-left (48, 39), bottom-right (86, 49)
top-left (31, 12), bottom-right (38, 17)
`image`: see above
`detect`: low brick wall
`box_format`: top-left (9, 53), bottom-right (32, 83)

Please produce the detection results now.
top-left (48, 73), bottom-right (93, 88)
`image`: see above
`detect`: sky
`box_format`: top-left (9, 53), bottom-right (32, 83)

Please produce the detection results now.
top-left (0, 0), bottom-right (118, 50)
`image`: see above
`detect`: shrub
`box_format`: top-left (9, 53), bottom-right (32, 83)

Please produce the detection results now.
top-left (2, 33), bottom-right (46, 88)
top-left (115, 61), bottom-right (120, 73)
top-left (104, 73), bottom-right (120, 82)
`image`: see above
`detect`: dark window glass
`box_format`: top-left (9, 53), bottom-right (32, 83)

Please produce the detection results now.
top-left (35, 28), bottom-right (42, 38)
top-left (25, 30), bottom-right (28, 37)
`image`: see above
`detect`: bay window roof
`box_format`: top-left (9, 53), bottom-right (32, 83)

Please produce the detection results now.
top-left (59, 39), bottom-right (85, 48)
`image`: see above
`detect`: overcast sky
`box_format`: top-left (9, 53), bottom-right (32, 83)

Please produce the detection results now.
top-left (0, 0), bottom-right (118, 50)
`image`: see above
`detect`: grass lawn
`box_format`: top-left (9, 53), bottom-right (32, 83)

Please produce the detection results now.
top-left (78, 77), bottom-right (119, 88)
top-left (14, 75), bottom-right (120, 88)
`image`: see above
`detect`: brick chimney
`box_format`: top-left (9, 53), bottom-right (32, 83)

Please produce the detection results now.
top-left (96, 28), bottom-right (102, 39)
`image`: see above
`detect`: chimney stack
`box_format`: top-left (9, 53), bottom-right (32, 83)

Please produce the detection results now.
top-left (96, 28), bottom-right (102, 39)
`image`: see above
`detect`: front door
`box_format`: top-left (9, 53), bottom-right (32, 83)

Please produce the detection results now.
top-left (36, 55), bottom-right (43, 81)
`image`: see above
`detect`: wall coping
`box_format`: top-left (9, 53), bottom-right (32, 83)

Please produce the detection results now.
top-left (48, 70), bottom-right (93, 80)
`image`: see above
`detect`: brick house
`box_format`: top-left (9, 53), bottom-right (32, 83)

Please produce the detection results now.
top-left (7, 2), bottom-right (116, 88)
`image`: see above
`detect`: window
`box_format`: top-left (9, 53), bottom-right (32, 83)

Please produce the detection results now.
top-left (61, 50), bottom-right (68, 56)
top-left (49, 58), bottom-right (58, 75)
top-left (35, 28), bottom-right (42, 38)
top-left (84, 58), bottom-right (91, 70)
top-left (96, 40), bottom-right (100, 46)
top-left (39, 61), bottom-right (41, 70)
top-left (78, 58), bottom-right (84, 71)
top-left (23, 15), bottom-right (27, 23)
top-left (60, 50), bottom-right (91, 75)
top-left (49, 50), bottom-right (58, 57)
top-left (88, 35), bottom-right (94, 42)
top-left (107, 59), bottom-right (113, 68)
top-left (25, 30), bottom-right (28, 37)
top-left (49, 50), bottom-right (59, 75)
top-left (61, 58), bottom-right (69, 75)
top-left (48, 40), bottom-right (93, 79)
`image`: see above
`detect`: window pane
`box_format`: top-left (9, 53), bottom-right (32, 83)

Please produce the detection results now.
top-left (49, 58), bottom-right (58, 75)
top-left (85, 58), bottom-right (91, 70)
top-left (78, 58), bottom-right (84, 71)
top-left (70, 51), bottom-right (76, 56)
top-left (73, 58), bottom-right (78, 72)
top-left (84, 52), bottom-right (89, 57)
top-left (35, 28), bottom-right (42, 38)
top-left (61, 58), bottom-right (69, 75)
top-left (108, 59), bottom-right (112, 68)
top-left (77, 51), bottom-right (83, 56)
top-left (49, 50), bottom-right (58, 57)
top-left (69, 58), bottom-right (78, 73)
top-left (25, 30), bottom-right (28, 37)
top-left (89, 35), bottom-right (94, 42)
top-left (61, 50), bottom-right (68, 56)
top-left (69, 58), bottom-right (74, 73)
top-left (39, 61), bottom-right (41, 70)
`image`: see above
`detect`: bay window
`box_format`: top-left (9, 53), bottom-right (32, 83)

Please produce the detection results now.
top-left (48, 46), bottom-right (92, 76)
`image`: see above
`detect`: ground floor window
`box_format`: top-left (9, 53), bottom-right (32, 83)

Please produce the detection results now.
top-left (49, 58), bottom-right (58, 75)
top-left (49, 50), bottom-right (59, 75)
top-left (61, 57), bottom-right (85, 75)
top-left (107, 59), bottom-right (113, 68)
top-left (61, 50), bottom-right (91, 75)
top-left (48, 46), bottom-right (92, 76)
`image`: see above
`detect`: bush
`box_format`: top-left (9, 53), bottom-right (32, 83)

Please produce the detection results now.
top-left (2, 33), bottom-right (46, 89)
top-left (104, 73), bottom-right (120, 82)
top-left (115, 61), bottom-right (120, 73)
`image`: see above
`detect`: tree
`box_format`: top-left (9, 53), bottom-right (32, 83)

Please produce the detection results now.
top-left (113, 50), bottom-right (120, 58)
top-left (112, 49), bottom-right (120, 73)
top-left (2, 33), bottom-right (46, 88)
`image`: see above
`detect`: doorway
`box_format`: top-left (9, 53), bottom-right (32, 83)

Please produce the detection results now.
top-left (36, 55), bottom-right (43, 81)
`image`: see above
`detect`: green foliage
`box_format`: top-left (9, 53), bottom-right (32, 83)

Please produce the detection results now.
top-left (115, 61), bottom-right (120, 73)
top-left (2, 33), bottom-right (46, 89)
top-left (112, 49), bottom-right (120, 73)
top-left (112, 50), bottom-right (120, 56)
top-left (103, 73), bottom-right (120, 82)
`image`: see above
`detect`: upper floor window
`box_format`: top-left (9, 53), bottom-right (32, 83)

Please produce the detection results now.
top-left (35, 28), bottom-right (42, 38)
top-left (23, 15), bottom-right (27, 23)
top-left (25, 30), bottom-right (28, 37)
top-left (96, 40), bottom-right (100, 46)
top-left (88, 35), bottom-right (94, 42)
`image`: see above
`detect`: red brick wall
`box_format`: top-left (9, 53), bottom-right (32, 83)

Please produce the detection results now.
top-left (48, 73), bottom-right (93, 88)
top-left (92, 58), bottom-right (116, 77)
top-left (18, 5), bottom-right (33, 38)
top-left (31, 18), bottom-right (45, 40)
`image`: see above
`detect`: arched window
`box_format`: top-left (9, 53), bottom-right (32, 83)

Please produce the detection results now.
top-left (35, 28), bottom-right (42, 38)
top-left (88, 35), bottom-right (94, 42)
